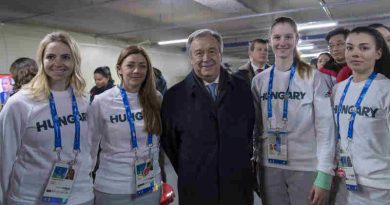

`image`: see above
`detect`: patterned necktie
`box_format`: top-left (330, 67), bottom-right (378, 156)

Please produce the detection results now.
top-left (206, 83), bottom-right (217, 101)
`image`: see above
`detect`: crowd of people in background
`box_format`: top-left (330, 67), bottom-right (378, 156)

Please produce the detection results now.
top-left (0, 15), bottom-right (389, 205)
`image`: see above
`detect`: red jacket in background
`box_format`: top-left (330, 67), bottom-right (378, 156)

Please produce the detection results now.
top-left (336, 66), bottom-right (352, 83)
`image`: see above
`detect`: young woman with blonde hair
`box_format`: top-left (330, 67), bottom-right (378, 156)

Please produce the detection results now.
top-left (0, 31), bottom-right (93, 204)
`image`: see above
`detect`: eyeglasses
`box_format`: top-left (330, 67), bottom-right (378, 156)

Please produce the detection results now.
top-left (328, 42), bottom-right (345, 50)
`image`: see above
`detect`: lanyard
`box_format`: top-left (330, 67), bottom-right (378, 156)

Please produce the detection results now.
top-left (119, 86), bottom-right (153, 151)
top-left (336, 72), bottom-right (377, 141)
top-left (267, 64), bottom-right (296, 121)
top-left (49, 89), bottom-right (81, 162)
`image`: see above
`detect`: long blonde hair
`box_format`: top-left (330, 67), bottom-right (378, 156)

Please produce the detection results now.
top-left (271, 17), bottom-right (312, 79)
top-left (116, 45), bottom-right (162, 135)
top-left (27, 31), bottom-right (86, 100)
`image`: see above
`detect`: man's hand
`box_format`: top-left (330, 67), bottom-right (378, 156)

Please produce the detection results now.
top-left (308, 186), bottom-right (330, 205)
top-left (252, 160), bottom-right (260, 197)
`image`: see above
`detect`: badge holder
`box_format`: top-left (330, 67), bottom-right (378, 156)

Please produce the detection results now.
top-left (339, 151), bottom-right (358, 191)
top-left (267, 119), bottom-right (288, 165)
top-left (41, 150), bottom-right (79, 204)
top-left (134, 147), bottom-right (158, 197)
top-left (334, 73), bottom-right (378, 192)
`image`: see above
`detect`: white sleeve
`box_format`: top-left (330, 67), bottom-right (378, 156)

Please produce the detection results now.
top-left (88, 97), bottom-right (103, 172)
top-left (330, 84), bottom-right (339, 108)
top-left (313, 72), bottom-right (336, 175)
top-left (386, 88), bottom-right (390, 135)
top-left (0, 97), bottom-right (28, 204)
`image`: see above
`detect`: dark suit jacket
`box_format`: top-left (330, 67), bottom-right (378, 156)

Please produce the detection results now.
top-left (233, 62), bottom-right (269, 86)
top-left (161, 68), bottom-right (255, 205)
top-left (0, 92), bottom-right (9, 105)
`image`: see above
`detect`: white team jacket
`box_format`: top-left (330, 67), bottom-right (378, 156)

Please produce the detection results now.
top-left (88, 86), bottom-right (161, 194)
top-left (0, 88), bottom-right (93, 205)
top-left (252, 67), bottom-right (336, 175)
top-left (332, 73), bottom-right (390, 189)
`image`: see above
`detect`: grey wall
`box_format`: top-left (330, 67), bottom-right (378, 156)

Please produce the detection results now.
top-left (0, 23), bottom-right (194, 90)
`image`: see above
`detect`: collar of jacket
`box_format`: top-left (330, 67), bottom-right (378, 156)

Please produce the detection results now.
top-left (238, 61), bottom-right (253, 71)
top-left (240, 62), bottom-right (270, 71)
top-left (185, 67), bottom-right (236, 98)
top-left (91, 80), bottom-right (115, 95)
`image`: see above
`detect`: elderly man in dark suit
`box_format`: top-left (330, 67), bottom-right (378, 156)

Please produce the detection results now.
top-left (161, 29), bottom-right (255, 205)
top-left (234, 38), bottom-right (269, 85)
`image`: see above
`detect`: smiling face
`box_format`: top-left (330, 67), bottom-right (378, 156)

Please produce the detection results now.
top-left (43, 42), bottom-right (74, 88)
top-left (117, 53), bottom-right (148, 92)
top-left (270, 22), bottom-right (298, 60)
top-left (190, 34), bottom-right (222, 83)
top-left (345, 32), bottom-right (381, 75)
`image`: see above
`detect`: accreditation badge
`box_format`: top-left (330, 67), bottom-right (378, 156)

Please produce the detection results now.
top-left (339, 152), bottom-right (358, 191)
top-left (267, 128), bottom-right (288, 165)
top-left (41, 162), bottom-right (77, 204)
top-left (135, 157), bottom-right (157, 197)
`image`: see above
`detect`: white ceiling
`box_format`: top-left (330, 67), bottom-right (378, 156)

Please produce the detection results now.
top-left (1, 0), bottom-right (390, 61)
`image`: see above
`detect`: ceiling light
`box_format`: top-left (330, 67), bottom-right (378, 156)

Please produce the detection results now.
top-left (158, 39), bottom-right (188, 45)
top-left (301, 52), bottom-right (322, 58)
top-left (193, 0), bottom-right (250, 13)
top-left (298, 21), bottom-right (338, 31)
top-left (298, 45), bottom-right (314, 51)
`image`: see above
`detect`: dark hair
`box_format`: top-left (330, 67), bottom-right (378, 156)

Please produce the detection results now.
top-left (325, 27), bottom-right (350, 42)
top-left (249, 38), bottom-right (268, 51)
top-left (310, 58), bottom-right (318, 67)
top-left (271, 16), bottom-right (312, 79)
top-left (9, 57), bottom-right (38, 90)
top-left (368, 23), bottom-right (390, 31)
top-left (94, 66), bottom-right (113, 81)
top-left (318, 52), bottom-right (335, 63)
top-left (348, 26), bottom-right (390, 78)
